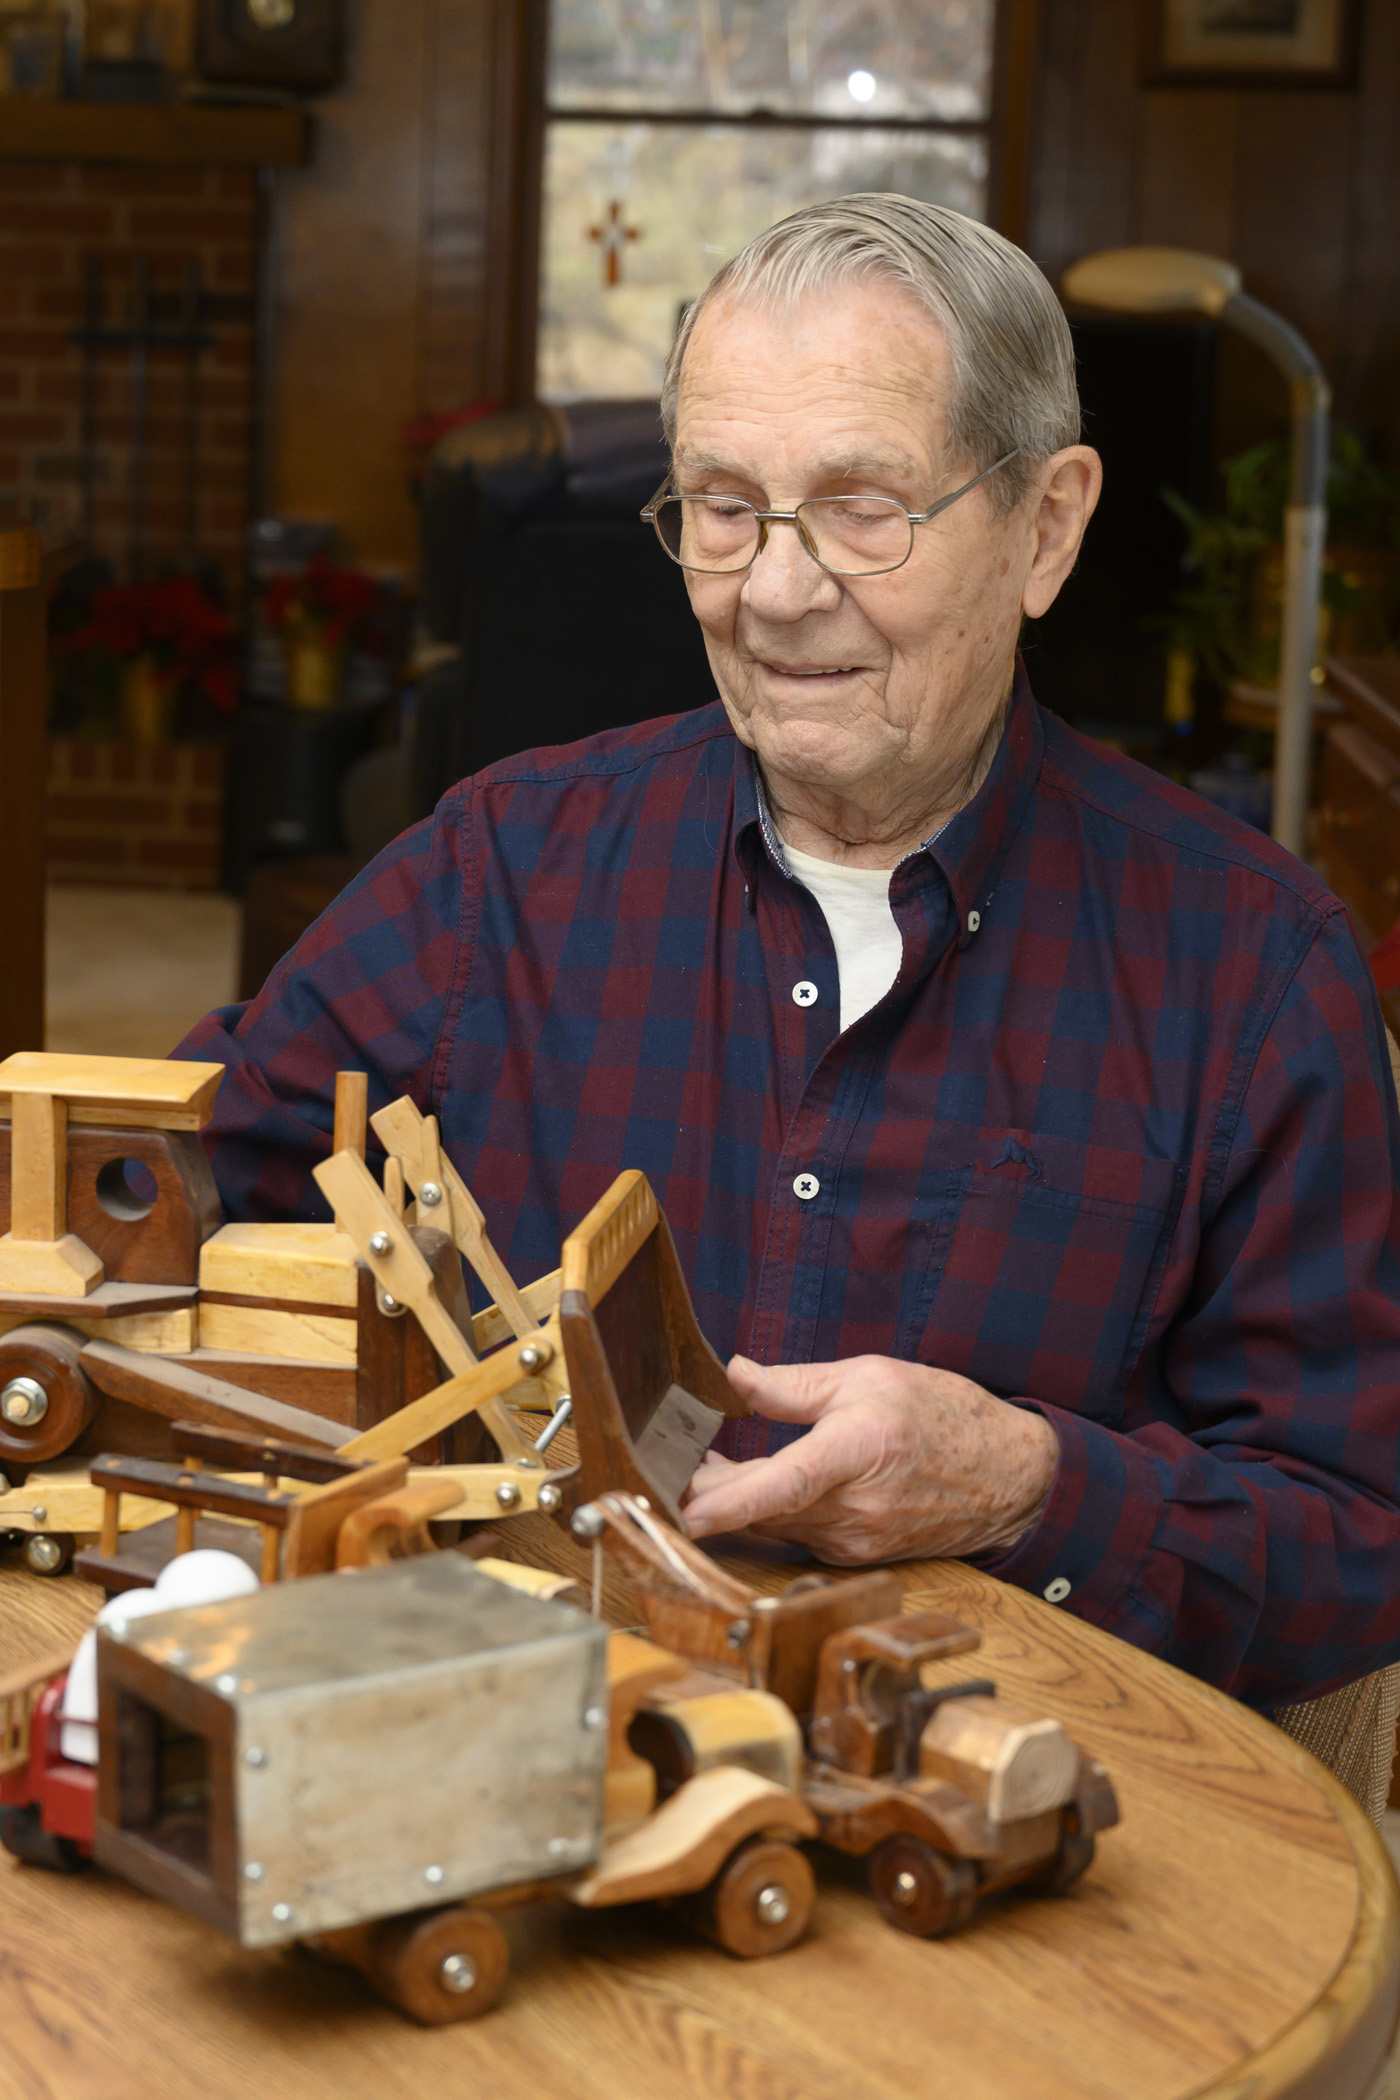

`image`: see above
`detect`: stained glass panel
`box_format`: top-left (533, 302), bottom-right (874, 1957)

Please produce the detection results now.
top-left (548, 0), bottom-right (995, 122)
top-left (537, 118), bottom-right (989, 401)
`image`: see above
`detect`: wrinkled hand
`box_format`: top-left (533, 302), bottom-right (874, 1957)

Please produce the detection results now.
top-left (683, 1354), bottom-right (1058, 1566)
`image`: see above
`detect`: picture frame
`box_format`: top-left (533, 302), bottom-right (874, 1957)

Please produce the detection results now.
top-left (1142, 0), bottom-right (1361, 89)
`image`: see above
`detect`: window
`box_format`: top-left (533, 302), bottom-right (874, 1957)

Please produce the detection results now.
top-left (538, 1), bottom-right (999, 402)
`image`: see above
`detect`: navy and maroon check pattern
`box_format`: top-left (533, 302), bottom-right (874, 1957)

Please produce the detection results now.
top-left (178, 666), bottom-right (1400, 1709)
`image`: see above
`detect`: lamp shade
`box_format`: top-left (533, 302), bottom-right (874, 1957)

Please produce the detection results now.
top-left (1062, 248), bottom-right (1242, 318)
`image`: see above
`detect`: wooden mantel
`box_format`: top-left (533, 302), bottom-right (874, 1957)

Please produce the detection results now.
top-left (0, 98), bottom-right (310, 165)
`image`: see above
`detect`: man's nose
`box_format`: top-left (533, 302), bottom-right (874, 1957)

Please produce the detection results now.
top-left (742, 516), bottom-right (842, 622)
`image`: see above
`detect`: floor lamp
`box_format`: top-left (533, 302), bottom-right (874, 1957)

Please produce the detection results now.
top-left (1060, 247), bottom-right (1329, 860)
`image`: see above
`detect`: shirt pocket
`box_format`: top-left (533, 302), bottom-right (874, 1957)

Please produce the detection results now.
top-left (908, 1140), bottom-right (1184, 1425)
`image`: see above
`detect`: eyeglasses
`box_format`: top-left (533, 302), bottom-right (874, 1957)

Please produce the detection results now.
top-left (640, 450), bottom-right (1018, 578)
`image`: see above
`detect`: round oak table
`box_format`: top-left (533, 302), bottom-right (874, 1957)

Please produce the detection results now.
top-left (0, 1523), bottom-right (1395, 2100)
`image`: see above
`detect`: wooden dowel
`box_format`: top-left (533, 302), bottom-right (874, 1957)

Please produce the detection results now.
top-left (101, 1487), bottom-right (119, 1558)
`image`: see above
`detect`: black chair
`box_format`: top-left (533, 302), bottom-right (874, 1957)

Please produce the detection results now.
top-left (410, 400), bottom-right (716, 819)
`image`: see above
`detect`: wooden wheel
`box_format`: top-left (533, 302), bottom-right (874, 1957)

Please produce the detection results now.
top-left (0, 1325), bottom-right (98, 1470)
top-left (687, 1838), bottom-right (815, 1959)
top-left (1026, 1828), bottom-right (1096, 1898)
top-left (868, 1835), bottom-right (979, 1938)
top-left (366, 1905), bottom-right (509, 2025)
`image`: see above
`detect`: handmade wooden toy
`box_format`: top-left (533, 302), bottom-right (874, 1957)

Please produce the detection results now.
top-left (573, 1491), bottom-right (1120, 1939)
top-left (4, 1551), bottom-right (818, 2022)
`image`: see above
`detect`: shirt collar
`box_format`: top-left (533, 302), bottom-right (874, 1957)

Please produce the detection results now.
top-left (731, 657), bottom-right (1044, 936)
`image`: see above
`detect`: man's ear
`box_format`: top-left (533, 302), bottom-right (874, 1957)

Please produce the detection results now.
top-left (1020, 447), bottom-right (1103, 621)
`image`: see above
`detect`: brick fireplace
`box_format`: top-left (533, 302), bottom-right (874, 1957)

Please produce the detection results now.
top-left (0, 155), bottom-right (257, 582)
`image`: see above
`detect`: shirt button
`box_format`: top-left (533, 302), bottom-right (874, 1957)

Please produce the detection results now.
top-left (1043, 1576), bottom-right (1071, 1605)
top-left (792, 980), bottom-right (818, 1007)
top-left (967, 909), bottom-right (981, 934)
top-left (792, 1173), bottom-right (820, 1202)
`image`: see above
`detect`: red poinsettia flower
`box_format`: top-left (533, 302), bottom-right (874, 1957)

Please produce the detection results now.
top-left (59, 577), bottom-right (239, 712)
top-left (264, 557), bottom-right (379, 649)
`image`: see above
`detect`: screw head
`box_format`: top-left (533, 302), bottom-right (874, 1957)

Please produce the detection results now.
top-left (517, 1340), bottom-right (550, 1372)
top-left (1, 1377), bottom-right (47, 1428)
top-left (571, 1503), bottom-right (604, 1540)
top-left (892, 1869), bottom-right (919, 1906)
top-left (29, 1505), bottom-right (47, 1524)
top-left (439, 1952), bottom-right (477, 1995)
top-left (546, 1836), bottom-right (574, 1859)
top-left (167, 1647), bottom-right (189, 1668)
top-left (494, 1481), bottom-right (521, 1510)
top-left (216, 1672), bottom-right (239, 1696)
top-left (583, 1706), bottom-right (607, 1732)
top-left (755, 1884), bottom-right (791, 1927)
top-left (271, 1903), bottom-right (294, 1925)
top-left (418, 1181), bottom-right (442, 1209)
top-left (23, 1534), bottom-right (63, 1574)
top-left (725, 1617), bottom-right (752, 1650)
top-left (424, 1863), bottom-right (445, 1885)
top-left (368, 1230), bottom-right (393, 1256)
top-left (244, 1861), bottom-right (265, 1882)
top-left (379, 1292), bottom-right (401, 1314)
top-left (538, 1483), bottom-right (561, 1513)
top-left (244, 1746), bottom-right (266, 1768)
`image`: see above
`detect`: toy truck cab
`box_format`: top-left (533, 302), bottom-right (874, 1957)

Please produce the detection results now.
top-left (0, 1648), bottom-right (94, 1871)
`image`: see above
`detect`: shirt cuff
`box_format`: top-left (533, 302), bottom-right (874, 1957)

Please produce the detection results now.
top-left (973, 1402), bottom-right (1166, 1631)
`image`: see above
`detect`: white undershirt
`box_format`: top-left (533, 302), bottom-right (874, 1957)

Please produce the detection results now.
top-left (783, 841), bottom-right (903, 1032)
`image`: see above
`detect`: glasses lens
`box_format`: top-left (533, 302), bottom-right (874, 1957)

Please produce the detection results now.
top-left (655, 496), bottom-right (759, 573)
top-left (798, 497), bottom-right (913, 575)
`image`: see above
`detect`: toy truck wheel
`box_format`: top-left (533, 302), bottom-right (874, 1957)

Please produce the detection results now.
top-left (686, 1837), bottom-right (815, 1959)
top-left (366, 1904), bottom-right (509, 2025)
top-left (0, 1803), bottom-right (86, 1874)
top-left (868, 1835), bottom-right (979, 1938)
top-left (0, 1326), bottom-right (99, 1470)
top-left (1026, 1828), bottom-right (1096, 1898)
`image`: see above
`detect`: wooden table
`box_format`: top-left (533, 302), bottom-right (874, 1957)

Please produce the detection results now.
top-left (0, 1522), bottom-right (1396, 2100)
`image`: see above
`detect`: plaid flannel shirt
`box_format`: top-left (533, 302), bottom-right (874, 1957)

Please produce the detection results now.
top-left (177, 666), bottom-right (1400, 1709)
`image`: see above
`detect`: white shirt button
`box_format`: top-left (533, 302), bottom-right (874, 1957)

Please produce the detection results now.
top-left (792, 980), bottom-right (819, 1007)
top-left (1043, 1576), bottom-right (1071, 1605)
top-left (967, 909), bottom-right (981, 934)
top-left (792, 1173), bottom-right (820, 1201)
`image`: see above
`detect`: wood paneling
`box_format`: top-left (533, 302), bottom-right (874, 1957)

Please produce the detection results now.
top-left (1028, 0), bottom-right (1400, 468)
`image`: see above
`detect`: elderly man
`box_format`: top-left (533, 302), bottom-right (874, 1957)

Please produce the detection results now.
top-left (179, 195), bottom-right (1400, 1713)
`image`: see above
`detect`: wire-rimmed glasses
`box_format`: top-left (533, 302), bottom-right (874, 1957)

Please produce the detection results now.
top-left (641, 450), bottom-right (1018, 578)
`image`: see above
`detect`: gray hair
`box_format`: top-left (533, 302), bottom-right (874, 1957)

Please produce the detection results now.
top-left (660, 194), bottom-right (1079, 514)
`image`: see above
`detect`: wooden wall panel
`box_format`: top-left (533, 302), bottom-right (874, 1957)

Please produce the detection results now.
top-left (1027, 0), bottom-right (1400, 466)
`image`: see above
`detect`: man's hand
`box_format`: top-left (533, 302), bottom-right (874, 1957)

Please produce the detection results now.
top-left (683, 1354), bottom-right (1059, 1565)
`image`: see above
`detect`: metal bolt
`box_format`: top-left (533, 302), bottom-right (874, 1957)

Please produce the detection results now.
top-left (245, 1747), bottom-right (266, 1768)
top-left (755, 1885), bottom-right (791, 1927)
top-left (517, 1339), bottom-right (551, 1373)
top-left (546, 1836), bottom-right (573, 1859)
top-left (29, 1505), bottom-right (47, 1524)
top-left (571, 1504), bottom-right (604, 1540)
top-left (216, 1673), bottom-right (239, 1696)
top-left (368, 1230), bottom-right (393, 1256)
top-left (583, 1706), bottom-right (607, 1732)
top-left (1, 1377), bottom-right (47, 1427)
top-left (244, 1862), bottom-right (265, 1882)
top-left (418, 1182), bottom-right (443, 1209)
top-left (439, 1952), bottom-right (477, 1994)
top-left (726, 1618), bottom-right (752, 1650)
top-left (494, 1481), bottom-right (521, 1511)
top-left (271, 1903), bottom-right (294, 1925)
top-left (424, 1864), bottom-right (445, 1886)
top-left (537, 1483), bottom-right (561, 1513)
top-left (533, 1396), bottom-right (573, 1454)
top-left (892, 1870), bottom-right (919, 1906)
top-left (378, 1292), bottom-right (401, 1315)
top-left (167, 1647), bottom-right (189, 1668)
top-left (23, 1535), bottom-right (63, 1575)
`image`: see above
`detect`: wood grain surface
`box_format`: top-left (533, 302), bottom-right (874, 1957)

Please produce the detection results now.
top-left (0, 1524), bottom-right (1395, 2100)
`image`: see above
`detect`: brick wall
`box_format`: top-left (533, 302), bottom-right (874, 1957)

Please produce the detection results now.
top-left (47, 738), bottom-right (224, 890)
top-left (0, 159), bottom-right (256, 587)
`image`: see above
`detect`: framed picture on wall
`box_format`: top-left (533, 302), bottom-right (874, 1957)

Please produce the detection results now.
top-left (1142, 0), bottom-right (1361, 87)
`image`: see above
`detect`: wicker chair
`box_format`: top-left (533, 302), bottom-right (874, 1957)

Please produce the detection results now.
top-left (1271, 1029), bottom-right (1400, 1826)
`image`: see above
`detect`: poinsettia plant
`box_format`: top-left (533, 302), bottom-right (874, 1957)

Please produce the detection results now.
top-left (264, 557), bottom-right (381, 650)
top-left (57, 576), bottom-right (238, 714)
